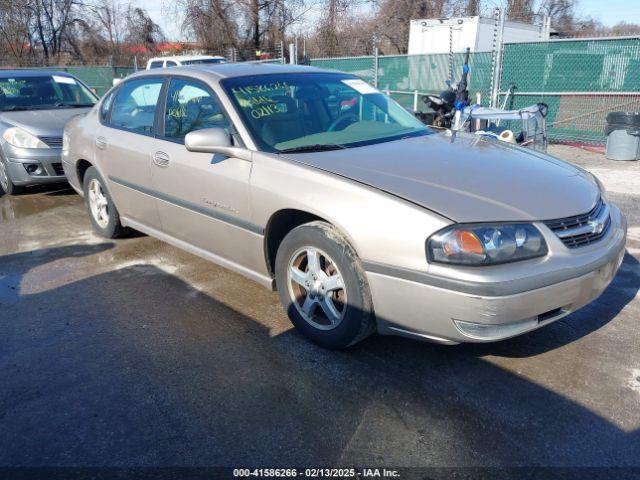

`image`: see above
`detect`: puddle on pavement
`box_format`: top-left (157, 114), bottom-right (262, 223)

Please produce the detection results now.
top-left (0, 186), bottom-right (80, 222)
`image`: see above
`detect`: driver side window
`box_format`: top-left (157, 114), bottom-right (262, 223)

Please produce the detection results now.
top-left (163, 78), bottom-right (230, 142)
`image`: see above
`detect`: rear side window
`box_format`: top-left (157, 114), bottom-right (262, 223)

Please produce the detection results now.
top-left (99, 90), bottom-right (115, 122)
top-left (149, 61), bottom-right (163, 69)
top-left (163, 78), bottom-right (230, 141)
top-left (166, 61), bottom-right (178, 67)
top-left (109, 78), bottom-right (163, 134)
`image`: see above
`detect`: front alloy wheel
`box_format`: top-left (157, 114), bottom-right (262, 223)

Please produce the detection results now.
top-left (275, 221), bottom-right (376, 349)
top-left (287, 247), bottom-right (347, 331)
top-left (0, 158), bottom-right (22, 195)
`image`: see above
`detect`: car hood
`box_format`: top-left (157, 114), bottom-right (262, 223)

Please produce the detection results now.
top-left (0, 108), bottom-right (91, 137)
top-left (282, 132), bottom-right (600, 223)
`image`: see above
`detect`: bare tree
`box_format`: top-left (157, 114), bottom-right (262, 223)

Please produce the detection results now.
top-left (506, 0), bottom-right (535, 22)
top-left (370, 0), bottom-right (449, 54)
top-left (0, 0), bottom-right (35, 64)
top-left (27, 0), bottom-right (81, 62)
top-left (125, 6), bottom-right (166, 52)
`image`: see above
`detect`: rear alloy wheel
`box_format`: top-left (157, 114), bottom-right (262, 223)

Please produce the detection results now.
top-left (0, 157), bottom-right (23, 195)
top-left (83, 166), bottom-right (128, 238)
top-left (275, 221), bottom-right (375, 349)
top-left (88, 178), bottom-right (110, 229)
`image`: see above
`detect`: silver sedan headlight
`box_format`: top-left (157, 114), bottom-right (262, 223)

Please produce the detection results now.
top-left (2, 127), bottom-right (49, 149)
top-left (427, 223), bottom-right (548, 266)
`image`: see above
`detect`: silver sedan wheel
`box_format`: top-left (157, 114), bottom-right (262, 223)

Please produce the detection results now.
top-left (287, 247), bottom-right (347, 330)
top-left (88, 178), bottom-right (109, 229)
top-left (0, 159), bottom-right (9, 191)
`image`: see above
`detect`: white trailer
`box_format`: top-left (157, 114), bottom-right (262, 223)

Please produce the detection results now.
top-left (408, 16), bottom-right (550, 55)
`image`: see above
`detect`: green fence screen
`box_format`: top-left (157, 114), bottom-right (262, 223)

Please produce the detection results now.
top-left (499, 38), bottom-right (640, 144)
top-left (311, 37), bottom-right (640, 144)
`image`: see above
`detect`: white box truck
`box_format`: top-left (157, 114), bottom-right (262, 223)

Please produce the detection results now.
top-left (408, 16), bottom-right (549, 55)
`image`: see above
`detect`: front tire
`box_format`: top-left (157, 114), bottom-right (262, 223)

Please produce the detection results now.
top-left (0, 157), bottom-right (23, 195)
top-left (83, 166), bottom-right (128, 238)
top-left (275, 221), bottom-right (375, 349)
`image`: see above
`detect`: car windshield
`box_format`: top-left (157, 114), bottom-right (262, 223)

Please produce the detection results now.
top-left (221, 73), bottom-right (431, 152)
top-left (182, 58), bottom-right (226, 65)
top-left (0, 75), bottom-right (97, 111)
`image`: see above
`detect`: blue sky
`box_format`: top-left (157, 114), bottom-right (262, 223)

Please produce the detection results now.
top-left (576, 0), bottom-right (640, 26)
top-left (141, 0), bottom-right (639, 42)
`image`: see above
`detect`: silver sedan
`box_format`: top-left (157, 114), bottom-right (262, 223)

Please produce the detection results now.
top-left (0, 70), bottom-right (97, 194)
top-left (62, 64), bottom-right (627, 348)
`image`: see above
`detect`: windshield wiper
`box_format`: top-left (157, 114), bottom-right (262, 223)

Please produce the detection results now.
top-left (0, 105), bottom-right (29, 111)
top-left (53, 102), bottom-right (94, 108)
top-left (278, 143), bottom-right (347, 154)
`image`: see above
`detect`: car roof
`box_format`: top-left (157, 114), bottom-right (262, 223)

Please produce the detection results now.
top-left (132, 62), bottom-right (335, 82)
top-left (0, 69), bottom-right (76, 78)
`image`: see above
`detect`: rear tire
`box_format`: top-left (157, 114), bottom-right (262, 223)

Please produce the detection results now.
top-left (83, 166), bottom-right (128, 238)
top-left (0, 157), bottom-right (23, 195)
top-left (275, 221), bottom-right (376, 349)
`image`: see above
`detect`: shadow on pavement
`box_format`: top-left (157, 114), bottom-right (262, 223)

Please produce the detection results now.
top-left (0, 243), bottom-right (638, 468)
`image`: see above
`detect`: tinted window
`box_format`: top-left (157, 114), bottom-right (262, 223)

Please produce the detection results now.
top-left (149, 61), bottom-right (163, 69)
top-left (0, 75), bottom-right (97, 111)
top-left (110, 78), bottom-right (163, 134)
top-left (166, 61), bottom-right (178, 67)
top-left (163, 78), bottom-right (229, 141)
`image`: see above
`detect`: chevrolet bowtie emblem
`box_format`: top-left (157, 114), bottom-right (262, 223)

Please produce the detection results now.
top-left (588, 219), bottom-right (605, 234)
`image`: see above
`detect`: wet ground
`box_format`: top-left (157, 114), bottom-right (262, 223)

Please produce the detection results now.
top-left (0, 147), bottom-right (639, 472)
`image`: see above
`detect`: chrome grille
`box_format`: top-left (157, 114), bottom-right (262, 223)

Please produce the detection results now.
top-left (39, 136), bottom-right (63, 148)
top-left (544, 198), bottom-right (611, 248)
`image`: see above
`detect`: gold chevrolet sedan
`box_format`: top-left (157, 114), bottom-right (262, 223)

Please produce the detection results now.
top-left (62, 63), bottom-right (627, 349)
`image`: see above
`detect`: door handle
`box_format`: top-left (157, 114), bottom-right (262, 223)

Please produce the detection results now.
top-left (152, 151), bottom-right (170, 167)
top-left (95, 136), bottom-right (107, 150)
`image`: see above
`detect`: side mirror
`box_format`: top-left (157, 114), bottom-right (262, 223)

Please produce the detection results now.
top-left (184, 128), bottom-right (252, 161)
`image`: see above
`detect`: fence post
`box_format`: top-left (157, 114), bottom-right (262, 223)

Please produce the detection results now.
top-left (490, 7), bottom-right (506, 108)
top-left (289, 43), bottom-right (296, 64)
top-left (280, 41), bottom-right (285, 64)
top-left (448, 27), bottom-right (454, 82)
top-left (373, 47), bottom-right (379, 88)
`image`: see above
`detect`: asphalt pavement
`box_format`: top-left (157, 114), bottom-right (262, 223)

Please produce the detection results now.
top-left (0, 146), bottom-right (638, 474)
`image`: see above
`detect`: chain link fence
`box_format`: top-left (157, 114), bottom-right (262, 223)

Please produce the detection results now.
top-left (309, 36), bottom-right (640, 145)
top-left (498, 37), bottom-right (640, 144)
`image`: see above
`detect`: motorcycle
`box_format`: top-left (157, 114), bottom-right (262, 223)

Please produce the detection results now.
top-left (421, 48), bottom-right (471, 128)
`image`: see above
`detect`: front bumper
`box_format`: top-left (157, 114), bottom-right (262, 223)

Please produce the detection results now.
top-left (367, 205), bottom-right (627, 344)
top-left (2, 144), bottom-right (67, 186)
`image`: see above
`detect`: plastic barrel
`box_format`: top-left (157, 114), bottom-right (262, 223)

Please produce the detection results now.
top-left (605, 112), bottom-right (640, 161)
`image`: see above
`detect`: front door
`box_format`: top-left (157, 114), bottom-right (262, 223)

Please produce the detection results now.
top-left (150, 77), bottom-right (256, 269)
top-left (97, 77), bottom-right (164, 229)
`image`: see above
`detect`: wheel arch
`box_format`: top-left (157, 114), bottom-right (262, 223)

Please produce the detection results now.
top-left (263, 208), bottom-right (362, 279)
top-left (264, 209), bottom-right (325, 277)
top-left (76, 159), bottom-right (93, 188)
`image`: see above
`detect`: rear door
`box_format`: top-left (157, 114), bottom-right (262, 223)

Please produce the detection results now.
top-left (149, 76), bottom-right (256, 268)
top-left (96, 76), bottom-right (164, 229)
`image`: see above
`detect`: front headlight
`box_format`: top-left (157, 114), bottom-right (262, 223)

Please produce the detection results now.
top-left (2, 127), bottom-right (49, 149)
top-left (427, 223), bottom-right (548, 266)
